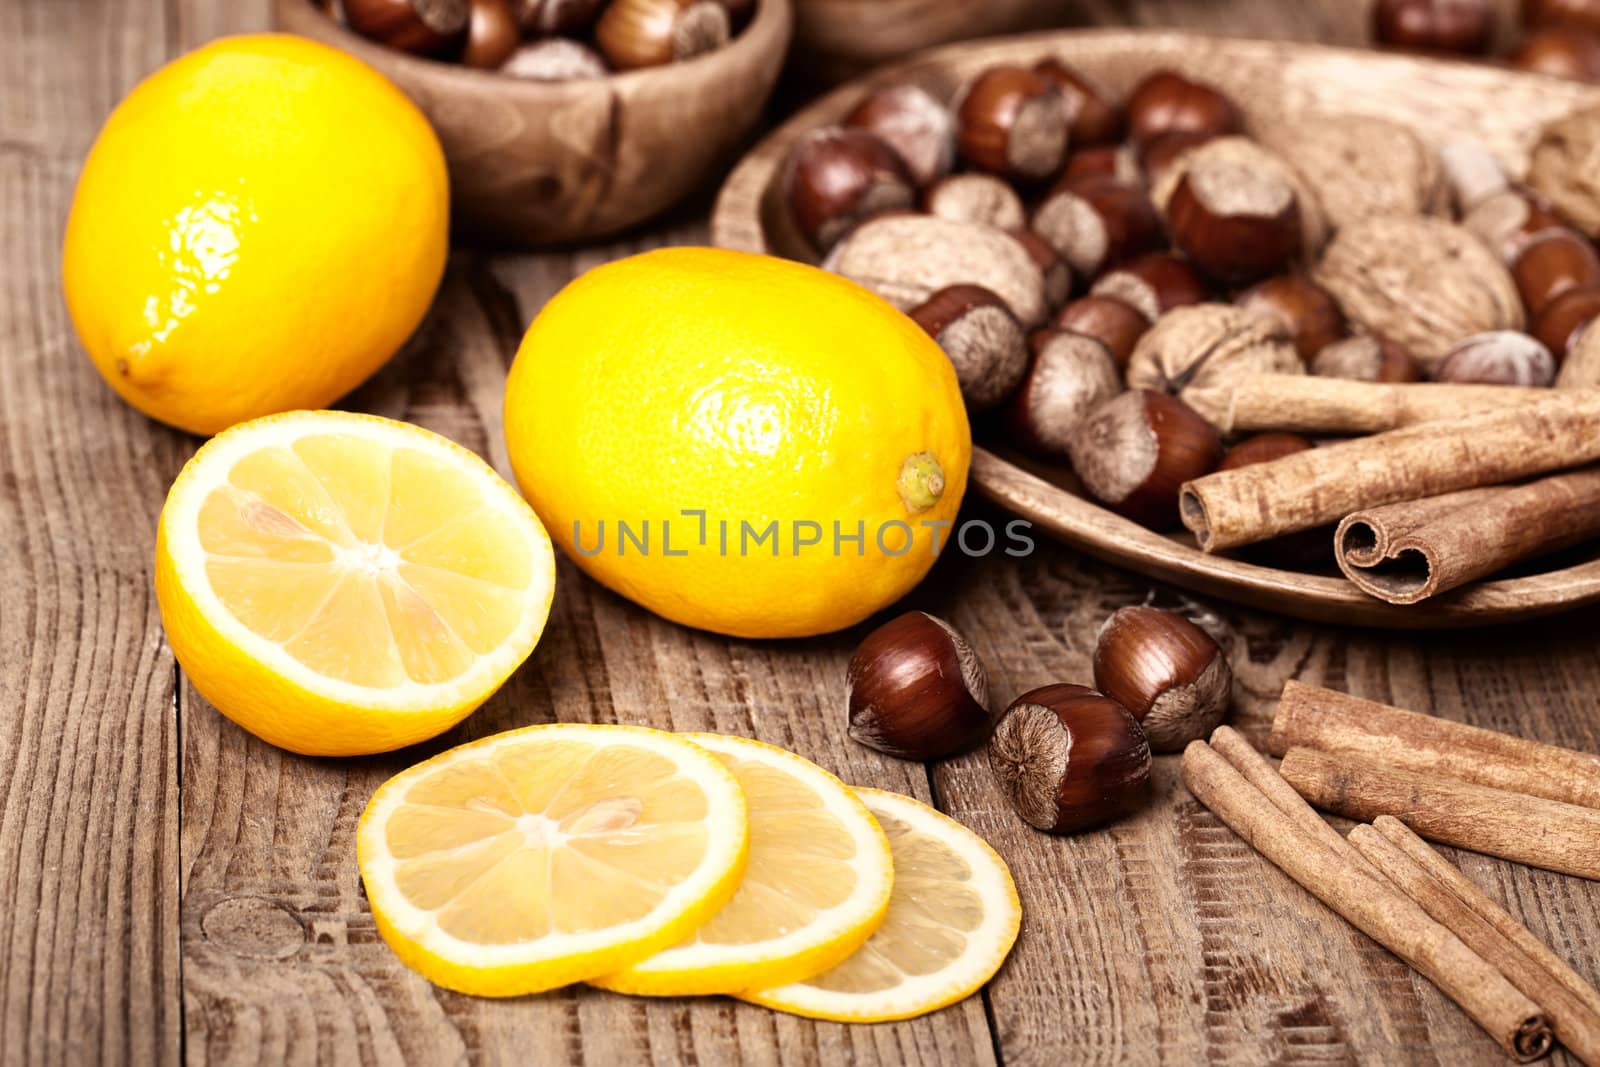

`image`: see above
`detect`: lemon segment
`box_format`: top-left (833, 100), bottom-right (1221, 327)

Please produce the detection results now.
top-left (156, 410), bottom-right (555, 755)
top-left (591, 734), bottom-right (894, 996)
top-left (739, 788), bottom-right (1020, 1023)
top-left (357, 724), bottom-right (750, 997)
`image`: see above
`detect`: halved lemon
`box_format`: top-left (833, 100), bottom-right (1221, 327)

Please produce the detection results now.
top-left (357, 723), bottom-right (750, 997)
top-left (155, 410), bottom-right (555, 756)
top-left (739, 788), bottom-right (1020, 1023)
top-left (591, 734), bottom-right (894, 997)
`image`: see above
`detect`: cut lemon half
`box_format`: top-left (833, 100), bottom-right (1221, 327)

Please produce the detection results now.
top-left (357, 723), bottom-right (750, 997)
top-left (155, 410), bottom-right (555, 756)
top-left (740, 788), bottom-right (1020, 1023)
top-left (591, 734), bottom-right (894, 997)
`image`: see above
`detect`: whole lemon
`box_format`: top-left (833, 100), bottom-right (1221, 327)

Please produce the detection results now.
top-left (504, 248), bottom-right (971, 639)
top-left (62, 35), bottom-right (448, 436)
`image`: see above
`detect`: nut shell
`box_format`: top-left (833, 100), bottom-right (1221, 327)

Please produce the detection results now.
top-left (1372, 0), bottom-right (1495, 54)
top-left (1528, 103), bottom-right (1600, 237)
top-left (1004, 332), bottom-right (1123, 460)
top-left (596, 0), bottom-right (730, 71)
top-left (1031, 176), bottom-right (1164, 277)
top-left (1533, 285), bottom-right (1600, 357)
top-left (1092, 606), bottom-right (1232, 752)
top-left (1511, 229), bottom-right (1600, 315)
top-left (1558, 318), bottom-right (1600, 386)
top-left (1126, 303), bottom-right (1303, 425)
top-left (1126, 71), bottom-right (1242, 144)
top-left (343, 0), bottom-right (470, 54)
top-left (1235, 274), bottom-right (1345, 361)
top-left (1512, 27), bottom-right (1600, 81)
top-left (847, 611), bottom-right (993, 761)
top-left (923, 173), bottom-right (1026, 230)
top-left (462, 0), bottom-right (519, 68)
top-left (1526, 0), bottom-right (1600, 34)
top-left (1257, 114), bottom-right (1446, 231)
top-left (1034, 58), bottom-right (1125, 146)
top-left (1068, 389), bottom-right (1223, 529)
top-left (1312, 216), bottom-right (1524, 367)
top-left (1311, 334), bottom-right (1423, 382)
top-left (781, 128), bottom-right (917, 256)
top-left (1053, 295), bottom-right (1150, 365)
top-left (1164, 161), bottom-right (1303, 284)
top-left (1090, 252), bottom-right (1210, 322)
top-left (845, 85), bottom-right (957, 188)
top-left (909, 284), bottom-right (1030, 412)
top-left (1462, 187), bottom-right (1571, 263)
top-left (1431, 330), bottom-right (1557, 385)
top-left (500, 39), bottom-right (609, 80)
top-left (1151, 136), bottom-right (1329, 257)
top-left (956, 66), bottom-right (1069, 181)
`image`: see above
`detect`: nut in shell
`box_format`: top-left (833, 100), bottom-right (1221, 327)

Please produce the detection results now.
top-left (1090, 252), bottom-right (1210, 322)
top-left (1311, 334), bottom-right (1423, 382)
top-left (1528, 103), bottom-right (1600, 238)
top-left (844, 84), bottom-right (957, 189)
top-left (1150, 137), bottom-right (1329, 257)
top-left (1067, 389), bottom-right (1223, 529)
top-left (909, 284), bottom-right (1030, 412)
top-left (1312, 216), bottom-right (1524, 367)
top-left (846, 611), bottom-right (994, 761)
top-left (923, 173), bottom-right (1026, 230)
top-left (1125, 303), bottom-right (1303, 426)
top-left (1031, 176), bottom-right (1164, 277)
top-left (1004, 331), bottom-right (1123, 460)
top-left (1257, 114), bottom-right (1446, 232)
top-left (1092, 606), bottom-right (1232, 752)
top-left (1431, 330), bottom-right (1557, 386)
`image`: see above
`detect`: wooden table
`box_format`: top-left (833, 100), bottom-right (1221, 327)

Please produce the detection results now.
top-left (6, 1), bottom-right (1597, 1063)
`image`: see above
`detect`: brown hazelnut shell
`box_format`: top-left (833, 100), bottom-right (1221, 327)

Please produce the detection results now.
top-left (343, 0), bottom-right (470, 55)
top-left (1004, 332), bottom-right (1123, 460)
top-left (782, 128), bottom-right (916, 256)
top-left (1235, 275), bottom-right (1344, 361)
top-left (1032, 176), bottom-right (1165, 279)
top-left (1126, 71), bottom-right (1242, 144)
top-left (1090, 253), bottom-right (1210, 322)
top-left (1511, 229), bottom-right (1600, 315)
top-left (462, 0), bottom-right (519, 69)
top-left (1034, 58), bottom-right (1125, 146)
top-left (1068, 389), bottom-right (1223, 529)
top-left (1092, 606), bottom-right (1232, 752)
top-left (845, 85), bottom-right (957, 189)
top-left (847, 611), bottom-right (993, 761)
top-left (956, 65), bottom-right (1069, 181)
top-left (909, 284), bottom-right (1030, 412)
top-left (1052, 295), bottom-right (1150, 366)
top-left (1533, 285), bottom-right (1600, 358)
top-left (1431, 331), bottom-right (1557, 386)
top-left (1372, 0), bottom-right (1495, 54)
top-left (1165, 163), bottom-right (1303, 284)
top-left (596, 0), bottom-right (730, 71)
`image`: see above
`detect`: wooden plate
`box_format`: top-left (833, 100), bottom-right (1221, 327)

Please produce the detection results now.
top-left (711, 30), bottom-right (1600, 627)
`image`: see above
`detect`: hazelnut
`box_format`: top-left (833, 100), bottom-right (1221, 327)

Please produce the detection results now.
top-left (595, 0), bottom-right (730, 71)
top-left (514, 0), bottom-right (603, 33)
top-left (1526, 0), bottom-right (1600, 33)
top-left (1532, 285), bottom-right (1600, 357)
top-left (1528, 103), bottom-right (1600, 237)
top-left (1164, 155), bottom-right (1303, 284)
top-left (1439, 140), bottom-right (1510, 213)
top-left (956, 66), bottom-right (1070, 182)
top-left (1258, 115), bottom-right (1446, 232)
top-left (1218, 432), bottom-right (1315, 470)
top-left (844, 85), bottom-right (957, 188)
top-left (1512, 27), bottom-right (1600, 81)
top-left (1007, 229), bottom-right (1073, 310)
top-left (1511, 229), bottom-right (1600, 314)
top-left (1030, 176), bottom-right (1164, 278)
top-left (1093, 606), bottom-right (1232, 752)
top-left (1067, 389), bottom-right (1223, 529)
top-left (1137, 130), bottom-right (1218, 186)
top-left (1151, 136), bottom-right (1329, 257)
top-left (343, 0), bottom-right (469, 55)
top-left (461, 0), bottom-right (519, 69)
top-left (1463, 187), bottom-right (1571, 263)
top-left (1052, 295), bottom-right (1150, 366)
top-left (1372, 0), bottom-right (1495, 54)
top-left (1004, 332), bottom-right (1123, 461)
top-left (1235, 275), bottom-right (1345, 361)
top-left (1126, 71), bottom-right (1242, 144)
top-left (1313, 216), bottom-right (1524, 367)
top-left (1557, 319), bottom-right (1600, 386)
top-left (988, 684), bottom-right (1152, 833)
top-left (909, 285), bottom-right (1030, 412)
top-left (1091, 252), bottom-right (1210, 322)
top-left (1431, 331), bottom-right (1557, 385)
top-left (1061, 145), bottom-right (1143, 185)
top-left (500, 38), bottom-right (609, 80)
top-left (1310, 334), bottom-right (1423, 382)
top-left (780, 128), bottom-right (917, 257)
top-left (1034, 58), bottom-right (1125, 146)
top-left (1125, 303), bottom-right (1303, 425)
top-left (846, 611), bottom-right (994, 761)
top-left (824, 214), bottom-right (1049, 326)
top-left (922, 173), bottom-right (1026, 230)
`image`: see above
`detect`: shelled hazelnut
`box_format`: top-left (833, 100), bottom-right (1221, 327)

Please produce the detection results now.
top-left (596, 0), bottom-right (730, 70)
top-left (955, 66), bottom-right (1070, 182)
top-left (1235, 275), bottom-right (1345, 361)
top-left (988, 684), bottom-right (1152, 834)
top-left (1372, 0), bottom-right (1495, 54)
top-left (846, 611), bottom-right (994, 761)
top-left (500, 37), bottom-right (608, 79)
top-left (1093, 606), bottom-right (1232, 752)
top-left (1431, 331), bottom-right (1557, 385)
top-left (1126, 71), bottom-right (1242, 144)
top-left (1052, 295), bottom-right (1150, 366)
top-left (1061, 145), bottom-right (1143, 185)
top-left (1004, 332), bottom-right (1123, 461)
top-left (1310, 334), bottom-right (1424, 382)
top-left (343, 0), bottom-right (471, 55)
top-left (908, 285), bottom-right (1030, 412)
top-left (1067, 389), bottom-right (1223, 529)
top-left (1512, 27), bottom-right (1600, 81)
top-left (1463, 187), bottom-right (1571, 263)
top-left (1125, 304), bottom-right (1302, 423)
top-left (844, 85), bottom-right (957, 188)
top-left (1510, 229), bottom-right (1600, 315)
top-left (1163, 153), bottom-right (1303, 283)
top-left (1034, 58), bottom-right (1125, 147)
top-left (1030, 176), bottom-right (1164, 278)
top-left (780, 128), bottom-right (916, 256)
top-left (462, 0), bottom-right (520, 68)
top-left (923, 173), bottom-right (1026, 230)
top-left (1525, 0), bottom-right (1600, 34)
top-left (1090, 253), bottom-right (1209, 322)
top-left (1532, 286), bottom-right (1600, 358)
top-left (1007, 230), bottom-right (1073, 310)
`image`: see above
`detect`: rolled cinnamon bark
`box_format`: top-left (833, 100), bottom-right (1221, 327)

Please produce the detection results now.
top-left (1182, 741), bottom-right (1554, 1061)
top-left (1179, 391), bottom-right (1600, 552)
top-left (1335, 468), bottom-right (1600, 604)
top-left (1268, 681), bottom-right (1600, 810)
top-left (1350, 823), bottom-right (1600, 1066)
top-left (1280, 747), bottom-right (1600, 881)
top-left (1182, 373), bottom-right (1542, 435)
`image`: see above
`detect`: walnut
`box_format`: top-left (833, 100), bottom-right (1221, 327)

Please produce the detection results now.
top-left (1312, 216), bottom-right (1524, 368)
top-left (1149, 136), bottom-right (1329, 256)
top-left (1528, 104), bottom-right (1600, 238)
top-left (1125, 303), bottom-right (1302, 427)
top-left (1257, 114), bottom-right (1446, 231)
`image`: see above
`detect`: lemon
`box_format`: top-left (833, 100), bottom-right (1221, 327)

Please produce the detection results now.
top-left (502, 247), bottom-right (971, 639)
top-left (155, 410), bottom-right (555, 756)
top-left (357, 723), bottom-right (750, 997)
top-left (63, 35), bottom-right (448, 436)
top-left (740, 788), bottom-right (1020, 1023)
top-left (591, 734), bottom-right (894, 996)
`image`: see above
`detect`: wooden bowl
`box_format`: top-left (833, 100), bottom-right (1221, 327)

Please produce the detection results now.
top-left (273, 0), bottom-right (792, 246)
top-left (712, 30), bottom-right (1600, 627)
top-left (792, 0), bottom-right (1064, 83)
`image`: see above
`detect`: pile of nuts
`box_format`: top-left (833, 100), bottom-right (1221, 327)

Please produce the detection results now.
top-left (776, 57), bottom-right (1600, 559)
top-left (315, 0), bottom-right (752, 77)
top-left (1376, 0), bottom-right (1600, 84)
top-left (844, 605), bottom-right (1233, 834)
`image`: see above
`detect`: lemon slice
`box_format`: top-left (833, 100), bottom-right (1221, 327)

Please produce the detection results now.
top-left (740, 788), bottom-right (1020, 1023)
top-left (357, 723), bottom-right (750, 997)
top-left (591, 734), bottom-right (894, 996)
top-left (155, 410), bottom-right (555, 756)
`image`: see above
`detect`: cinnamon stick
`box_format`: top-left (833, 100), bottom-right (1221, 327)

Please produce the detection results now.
top-left (1279, 747), bottom-right (1600, 881)
top-left (1350, 824), bottom-right (1600, 1066)
top-left (1268, 681), bottom-right (1600, 811)
top-left (1182, 741), bottom-right (1553, 1061)
top-left (1182, 373), bottom-right (1543, 436)
top-left (1178, 391), bottom-right (1600, 552)
top-left (1334, 468), bottom-right (1600, 604)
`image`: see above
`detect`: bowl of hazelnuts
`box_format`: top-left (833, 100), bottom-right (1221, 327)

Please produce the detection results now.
top-left (713, 29), bottom-right (1600, 627)
top-left (275, 0), bottom-right (791, 245)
